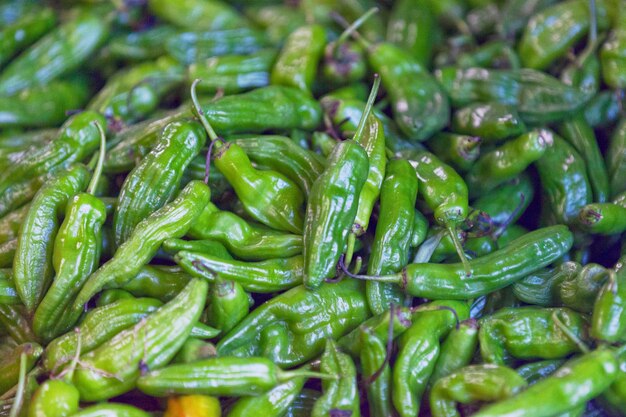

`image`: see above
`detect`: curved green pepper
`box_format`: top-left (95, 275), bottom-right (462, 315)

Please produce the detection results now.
top-left (226, 373), bottom-right (306, 417)
top-left (430, 318), bottom-right (479, 384)
top-left (0, 8), bottom-right (56, 68)
top-left (451, 102), bottom-right (526, 143)
top-left (427, 133), bottom-right (481, 173)
top-left (591, 261), bottom-right (626, 343)
top-left (147, 0), bottom-right (246, 31)
top-left (607, 118), bottom-right (626, 198)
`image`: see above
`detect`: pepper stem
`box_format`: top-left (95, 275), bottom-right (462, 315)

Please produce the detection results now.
top-left (63, 328), bottom-right (82, 382)
top-left (364, 304), bottom-right (395, 386)
top-left (333, 7), bottom-right (378, 54)
top-left (551, 311), bottom-right (590, 354)
top-left (8, 352), bottom-right (27, 417)
top-left (190, 79), bottom-right (220, 143)
top-left (336, 254), bottom-right (400, 283)
top-left (351, 256), bottom-right (363, 275)
top-left (353, 74), bottom-right (381, 143)
top-left (87, 121), bottom-right (106, 196)
top-left (448, 226), bottom-right (472, 277)
top-left (344, 232), bottom-right (356, 267)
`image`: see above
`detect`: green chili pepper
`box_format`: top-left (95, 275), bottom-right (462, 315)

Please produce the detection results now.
top-left (33, 124), bottom-right (107, 342)
top-left (536, 130), bottom-right (592, 225)
top-left (96, 289), bottom-right (135, 307)
top-left (70, 403), bottom-right (150, 417)
top-left (600, 8), bottom-right (626, 89)
top-left (162, 237), bottom-right (231, 259)
top-left (518, 0), bottom-right (614, 70)
top-left (367, 159), bottom-right (417, 315)
top-left (402, 150), bottom-right (470, 273)
top-left (0, 7), bottom-right (56, 68)
top-left (579, 201), bottom-right (626, 235)
top-left (584, 90), bottom-right (623, 128)
top-left (283, 389), bottom-right (321, 417)
top-left (102, 25), bottom-right (178, 63)
top-left (0, 111), bottom-right (105, 218)
top-left (173, 338), bottom-right (217, 364)
top-left (217, 279), bottom-right (370, 367)
top-left (232, 135), bottom-right (325, 197)
top-left (147, 0), bottom-right (246, 31)
top-left (118, 265), bottom-right (188, 302)
top-left (0, 76), bottom-right (90, 129)
top-left (0, 343), bottom-right (42, 396)
top-left (113, 120), bottom-right (205, 246)
top-left (87, 57), bottom-right (184, 124)
top-left (598, 348), bottom-right (626, 416)
top-left (607, 118), bottom-right (626, 198)
top-left (66, 180), bottom-right (210, 331)
top-left (13, 165), bottom-right (90, 313)
top-left (451, 102), bottom-right (526, 143)
top-left (226, 373), bottom-right (306, 417)
top-left (345, 225), bottom-right (573, 299)
top-left (28, 377), bottom-right (80, 417)
top-left (473, 349), bottom-right (618, 417)
top-left (393, 300), bottom-right (470, 417)
top-left (426, 133), bottom-right (481, 173)
top-left (360, 328), bottom-right (392, 417)
top-left (591, 262), bottom-right (626, 343)
top-left (166, 28), bottom-right (269, 65)
top-left (188, 50), bottom-right (276, 95)
top-left (430, 318), bottom-right (479, 384)
top-left (206, 276), bottom-right (249, 335)
top-left (0, 269), bottom-right (18, 305)
top-left (430, 364), bottom-right (528, 417)
top-left (0, 304), bottom-right (36, 344)
top-left (361, 41), bottom-right (449, 141)
top-left (456, 40), bottom-right (521, 70)
top-left (177, 250), bottom-right (303, 293)
top-left (0, 8), bottom-right (111, 96)
top-left (244, 5), bottom-right (305, 45)
top-left (271, 24), bottom-right (326, 93)
top-left (137, 356), bottom-right (331, 397)
top-left (186, 201), bottom-right (303, 260)
top-left (466, 130), bottom-right (547, 198)
top-left (387, 0), bottom-right (438, 66)
top-left (312, 339), bottom-right (360, 417)
top-left (516, 359), bottom-right (565, 385)
top-left (479, 307), bottom-right (587, 364)
top-left (436, 67), bottom-right (592, 124)
top-left (321, 40), bottom-right (367, 87)
top-left (69, 278), bottom-right (207, 401)
top-left (513, 262), bottom-right (582, 307)
top-left (43, 297), bottom-right (163, 372)
top-left (558, 115), bottom-right (610, 203)
top-left (0, 239), bottom-right (16, 269)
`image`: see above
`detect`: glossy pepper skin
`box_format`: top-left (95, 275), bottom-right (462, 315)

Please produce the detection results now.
top-left (473, 349), bottom-right (618, 417)
top-left (479, 307), bottom-right (587, 364)
top-left (147, 0), bottom-right (246, 31)
top-left (607, 118), bottom-right (626, 198)
top-left (430, 318), bottom-right (479, 384)
top-left (0, 111), bottom-right (106, 218)
top-left (189, 49), bottom-right (276, 95)
top-left (429, 364), bottom-right (528, 417)
top-left (0, 8), bottom-right (111, 96)
top-left (518, 0), bottom-right (613, 70)
top-left (312, 340), bottom-right (360, 417)
top-left (0, 7), bottom-right (56, 67)
top-left (13, 165), bottom-right (90, 313)
top-left (232, 135), bottom-right (325, 197)
top-left (66, 180), bottom-right (210, 330)
top-left (367, 160), bottom-right (418, 315)
top-left (87, 57), bottom-right (184, 124)
top-left (598, 348), bottom-right (626, 416)
top-left (451, 102), bottom-right (526, 143)
top-left (579, 202), bottom-right (626, 235)
top-left (201, 86), bottom-right (321, 134)
top-left (227, 375), bottom-right (306, 417)
top-left (535, 131), bottom-right (592, 225)
top-left (387, 0), bottom-right (438, 66)
top-left (217, 279), bottom-right (370, 367)
top-left (0, 76), bottom-right (90, 129)
top-left (206, 275), bottom-right (249, 335)
top-left (0, 304), bottom-right (36, 344)
top-left (70, 278), bottom-right (207, 401)
top-left (393, 300), bottom-right (470, 417)
top-left (43, 297), bottom-right (162, 372)
top-left (465, 130), bottom-right (547, 198)
top-left (177, 251), bottom-right (303, 293)
top-left (166, 28), bottom-right (269, 65)
top-left (427, 133), bottom-right (481, 173)
top-left (303, 140), bottom-right (369, 288)
top-left (187, 201), bottom-right (303, 260)
top-left (364, 225), bottom-right (573, 299)
top-left (591, 260), bottom-right (626, 343)
top-left (436, 67), bottom-right (591, 124)
top-left (0, 342), bottom-right (43, 395)
top-left (367, 43), bottom-right (449, 141)
top-left (71, 404), bottom-right (150, 417)
top-left (271, 24), bottom-right (326, 93)
top-left (601, 8), bottom-right (626, 89)
top-left (119, 265), bottom-right (189, 302)
top-left (472, 174), bottom-right (534, 231)
top-left (28, 378), bottom-right (80, 417)
top-left (113, 121), bottom-right (205, 246)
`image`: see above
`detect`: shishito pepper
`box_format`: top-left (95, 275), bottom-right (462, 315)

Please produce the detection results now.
top-left (217, 279), bottom-right (370, 367)
top-left (0, 7), bottom-right (56, 68)
top-left (33, 123), bottom-right (107, 342)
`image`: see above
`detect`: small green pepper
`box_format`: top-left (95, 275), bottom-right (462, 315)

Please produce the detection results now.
top-left (591, 261), bottom-right (626, 343)
top-left (226, 373), bottom-right (306, 417)
top-left (0, 7), bottom-right (56, 68)
top-left (147, 0), bottom-right (246, 31)
top-left (427, 133), bottom-right (481, 173)
top-left (430, 364), bottom-right (528, 417)
top-left (451, 102), bottom-right (526, 143)
top-left (430, 318), bottom-right (479, 384)
top-left (607, 118), bottom-right (626, 198)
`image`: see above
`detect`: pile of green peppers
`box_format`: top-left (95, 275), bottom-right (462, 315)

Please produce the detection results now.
top-left (1, 0), bottom-right (626, 416)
